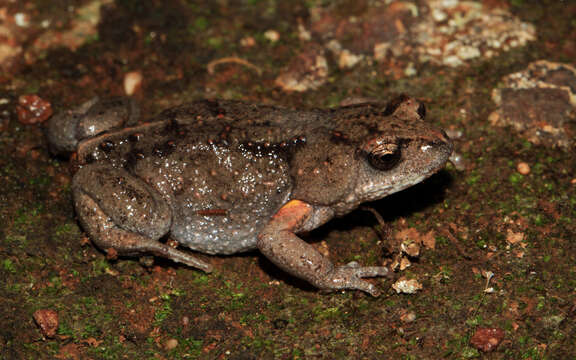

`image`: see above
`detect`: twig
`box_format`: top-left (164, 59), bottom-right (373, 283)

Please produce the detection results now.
top-left (439, 226), bottom-right (473, 260)
top-left (207, 57), bottom-right (262, 75)
top-left (360, 206), bottom-right (389, 241)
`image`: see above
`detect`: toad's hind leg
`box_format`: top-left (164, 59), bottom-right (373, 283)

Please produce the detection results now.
top-left (72, 164), bottom-right (212, 272)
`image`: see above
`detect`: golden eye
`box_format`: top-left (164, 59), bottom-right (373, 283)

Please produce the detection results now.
top-left (366, 141), bottom-right (402, 171)
top-left (374, 142), bottom-right (398, 156)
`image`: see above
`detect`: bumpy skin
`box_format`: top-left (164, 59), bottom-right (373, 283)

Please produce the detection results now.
top-left (47, 96), bottom-right (453, 296)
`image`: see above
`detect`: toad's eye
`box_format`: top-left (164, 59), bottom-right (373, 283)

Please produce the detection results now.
top-left (365, 141), bottom-right (402, 171)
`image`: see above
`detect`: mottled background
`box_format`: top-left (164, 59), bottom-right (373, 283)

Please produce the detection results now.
top-left (0, 0), bottom-right (575, 358)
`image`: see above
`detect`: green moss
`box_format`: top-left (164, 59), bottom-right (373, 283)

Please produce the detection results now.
top-left (191, 17), bottom-right (208, 32)
top-left (180, 337), bottom-right (203, 357)
top-left (313, 305), bottom-right (341, 321)
top-left (207, 37), bottom-right (223, 49)
top-left (509, 172), bottom-right (523, 185)
top-left (57, 321), bottom-right (74, 337)
top-left (29, 175), bottom-right (52, 187)
top-left (43, 275), bottom-right (64, 296)
top-left (13, 205), bottom-right (44, 228)
top-left (53, 223), bottom-right (75, 237)
top-left (2, 259), bottom-right (17, 273)
top-left (465, 315), bottom-right (483, 327)
top-left (153, 300), bottom-right (173, 325)
top-left (91, 258), bottom-right (112, 275)
top-left (532, 213), bottom-right (545, 226)
top-left (466, 171), bottom-right (481, 186)
top-left (242, 336), bottom-right (273, 353)
top-left (85, 337), bottom-right (126, 359)
top-left (460, 347), bottom-right (481, 358)
top-left (240, 312), bottom-right (267, 325)
top-left (217, 280), bottom-right (249, 310)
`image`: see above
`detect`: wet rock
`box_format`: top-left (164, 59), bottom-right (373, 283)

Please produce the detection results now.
top-left (33, 309), bottom-right (59, 339)
top-left (16, 94), bottom-right (53, 124)
top-left (470, 327), bottom-right (504, 352)
top-left (490, 61), bottom-right (576, 149)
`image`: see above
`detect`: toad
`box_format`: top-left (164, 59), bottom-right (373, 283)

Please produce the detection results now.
top-left (46, 96), bottom-right (452, 296)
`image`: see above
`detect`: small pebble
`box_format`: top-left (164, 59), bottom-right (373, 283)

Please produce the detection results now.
top-left (399, 310), bottom-right (416, 323)
top-left (164, 338), bottom-right (178, 350)
top-left (124, 71), bottom-right (143, 96)
top-left (240, 36), bottom-right (256, 47)
top-left (15, 13), bottom-right (30, 27)
top-left (264, 30), bottom-right (280, 42)
top-left (517, 162), bottom-right (530, 175)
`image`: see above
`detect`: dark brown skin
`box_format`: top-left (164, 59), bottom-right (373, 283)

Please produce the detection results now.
top-left (46, 96), bottom-right (452, 296)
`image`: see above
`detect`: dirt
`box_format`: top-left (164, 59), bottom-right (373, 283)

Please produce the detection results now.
top-left (0, 0), bottom-right (575, 359)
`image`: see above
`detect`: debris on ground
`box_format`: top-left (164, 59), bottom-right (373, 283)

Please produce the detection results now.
top-left (392, 277), bottom-right (423, 294)
top-left (0, 0), bottom-right (113, 70)
top-left (304, 0), bottom-right (535, 74)
top-left (275, 45), bottom-right (328, 92)
top-left (390, 227), bottom-right (436, 271)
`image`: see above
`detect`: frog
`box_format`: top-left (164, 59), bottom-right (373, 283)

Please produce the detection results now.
top-left (46, 95), bottom-right (453, 296)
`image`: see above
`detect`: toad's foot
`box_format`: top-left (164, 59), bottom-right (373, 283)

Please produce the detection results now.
top-left (323, 262), bottom-right (388, 297)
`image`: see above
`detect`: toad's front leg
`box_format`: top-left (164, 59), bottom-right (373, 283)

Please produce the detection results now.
top-left (257, 200), bottom-right (388, 296)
